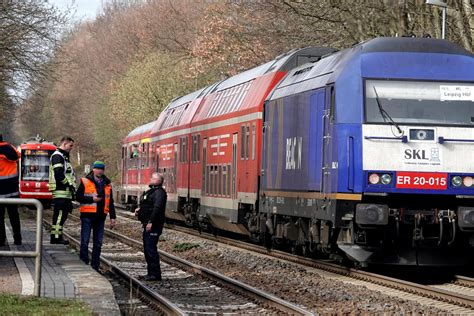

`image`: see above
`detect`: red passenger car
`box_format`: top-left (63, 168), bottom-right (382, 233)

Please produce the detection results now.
top-left (119, 47), bottom-right (333, 234)
top-left (18, 136), bottom-right (56, 204)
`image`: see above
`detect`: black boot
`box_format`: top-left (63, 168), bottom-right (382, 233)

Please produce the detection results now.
top-left (57, 236), bottom-right (69, 245)
top-left (51, 235), bottom-right (68, 244)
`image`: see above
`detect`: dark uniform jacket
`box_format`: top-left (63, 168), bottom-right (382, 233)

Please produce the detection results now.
top-left (138, 185), bottom-right (167, 234)
top-left (51, 148), bottom-right (74, 196)
top-left (76, 171), bottom-right (117, 220)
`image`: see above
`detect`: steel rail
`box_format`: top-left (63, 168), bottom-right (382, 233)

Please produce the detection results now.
top-left (101, 225), bottom-right (312, 315)
top-left (80, 208), bottom-right (474, 309)
top-left (43, 220), bottom-right (185, 315)
top-left (161, 222), bottom-right (474, 309)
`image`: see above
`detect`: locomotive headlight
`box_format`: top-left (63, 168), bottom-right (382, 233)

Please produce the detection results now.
top-left (416, 130), bottom-right (427, 140)
top-left (452, 176), bottom-right (462, 187)
top-left (458, 207), bottom-right (474, 230)
top-left (380, 174), bottom-right (392, 185)
top-left (356, 204), bottom-right (389, 225)
top-left (368, 173), bottom-right (380, 184)
top-left (463, 176), bottom-right (473, 187)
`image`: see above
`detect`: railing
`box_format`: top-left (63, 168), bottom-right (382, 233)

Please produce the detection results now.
top-left (0, 198), bottom-right (43, 296)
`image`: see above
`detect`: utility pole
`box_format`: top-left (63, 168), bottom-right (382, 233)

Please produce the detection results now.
top-left (426, 0), bottom-right (447, 39)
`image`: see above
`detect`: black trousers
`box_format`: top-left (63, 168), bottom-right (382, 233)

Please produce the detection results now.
top-left (142, 225), bottom-right (162, 278)
top-left (0, 204), bottom-right (21, 244)
top-left (51, 198), bottom-right (72, 241)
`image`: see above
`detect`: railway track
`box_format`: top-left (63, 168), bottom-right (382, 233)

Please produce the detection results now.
top-left (47, 214), bottom-right (312, 315)
top-left (113, 206), bottom-right (474, 313)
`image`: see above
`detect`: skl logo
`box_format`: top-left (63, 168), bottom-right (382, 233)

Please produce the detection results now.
top-left (404, 149), bottom-right (428, 160)
top-left (286, 137), bottom-right (302, 170)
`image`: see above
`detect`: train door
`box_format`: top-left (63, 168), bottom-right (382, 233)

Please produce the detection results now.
top-left (313, 88), bottom-right (332, 197)
top-left (232, 133), bottom-right (237, 199)
top-left (323, 85), bottom-right (335, 196)
top-left (173, 143), bottom-right (178, 192)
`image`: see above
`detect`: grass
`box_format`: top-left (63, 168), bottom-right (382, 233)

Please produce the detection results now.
top-left (0, 293), bottom-right (91, 315)
top-left (172, 242), bottom-right (200, 252)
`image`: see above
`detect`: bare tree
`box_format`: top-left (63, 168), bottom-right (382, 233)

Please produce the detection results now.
top-left (0, 1), bottom-right (69, 101)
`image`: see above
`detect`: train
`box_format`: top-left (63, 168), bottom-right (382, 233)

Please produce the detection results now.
top-left (118, 37), bottom-right (474, 267)
top-left (18, 136), bottom-right (56, 206)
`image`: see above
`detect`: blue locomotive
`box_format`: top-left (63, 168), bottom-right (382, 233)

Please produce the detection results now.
top-left (256, 37), bottom-right (474, 266)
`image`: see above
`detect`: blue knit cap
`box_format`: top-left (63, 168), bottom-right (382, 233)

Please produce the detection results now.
top-left (92, 160), bottom-right (105, 169)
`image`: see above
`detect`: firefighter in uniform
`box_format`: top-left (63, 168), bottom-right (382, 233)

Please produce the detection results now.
top-left (76, 161), bottom-right (116, 271)
top-left (0, 134), bottom-right (22, 246)
top-left (49, 136), bottom-right (76, 244)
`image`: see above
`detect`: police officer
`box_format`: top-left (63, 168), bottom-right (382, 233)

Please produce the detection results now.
top-left (0, 134), bottom-right (21, 246)
top-left (76, 160), bottom-right (116, 271)
top-left (135, 172), bottom-right (167, 281)
top-left (49, 136), bottom-right (76, 244)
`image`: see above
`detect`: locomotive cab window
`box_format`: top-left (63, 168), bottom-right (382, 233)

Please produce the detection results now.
top-left (365, 80), bottom-right (474, 125)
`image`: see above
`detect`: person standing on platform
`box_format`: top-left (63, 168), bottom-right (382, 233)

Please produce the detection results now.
top-left (135, 172), bottom-right (167, 281)
top-left (49, 136), bottom-right (76, 244)
top-left (76, 160), bottom-right (116, 272)
top-left (0, 134), bottom-right (22, 246)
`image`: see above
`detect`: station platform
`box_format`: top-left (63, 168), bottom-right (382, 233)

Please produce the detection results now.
top-left (0, 218), bottom-right (120, 315)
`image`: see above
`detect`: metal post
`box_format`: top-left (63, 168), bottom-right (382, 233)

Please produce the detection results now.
top-left (0, 198), bottom-right (43, 297)
top-left (441, 7), bottom-right (446, 39)
top-left (426, 0), bottom-right (447, 40)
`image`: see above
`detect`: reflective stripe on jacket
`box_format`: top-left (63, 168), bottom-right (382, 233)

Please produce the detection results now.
top-left (79, 177), bottom-right (111, 214)
top-left (49, 150), bottom-right (76, 199)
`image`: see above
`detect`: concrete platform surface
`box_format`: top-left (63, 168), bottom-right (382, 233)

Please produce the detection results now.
top-left (2, 218), bottom-right (120, 315)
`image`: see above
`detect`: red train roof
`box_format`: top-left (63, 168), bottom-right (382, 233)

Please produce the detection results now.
top-left (124, 47), bottom-right (335, 144)
top-left (124, 121), bottom-right (157, 143)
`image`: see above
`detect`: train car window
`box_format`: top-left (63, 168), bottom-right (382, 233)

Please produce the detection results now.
top-left (145, 143), bottom-right (150, 168)
top-left (216, 165), bottom-right (222, 195)
top-left (245, 124), bottom-right (250, 160)
top-left (222, 165), bottom-right (227, 197)
top-left (227, 163), bottom-right (231, 196)
top-left (206, 165), bottom-right (210, 195)
top-left (241, 125), bottom-right (245, 159)
top-left (179, 137), bottom-right (188, 163)
top-left (151, 144), bottom-right (155, 168)
top-left (197, 134), bottom-right (200, 162)
top-left (191, 136), bottom-right (195, 162)
top-left (366, 80), bottom-right (474, 125)
top-left (330, 86), bottom-right (336, 123)
top-left (209, 165), bottom-right (213, 195)
top-left (251, 123), bottom-right (256, 160)
top-left (214, 165), bottom-right (218, 196)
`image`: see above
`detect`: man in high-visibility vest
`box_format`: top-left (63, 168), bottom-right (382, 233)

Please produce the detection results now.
top-left (0, 134), bottom-right (22, 246)
top-left (76, 160), bottom-right (116, 272)
top-left (49, 136), bottom-right (76, 244)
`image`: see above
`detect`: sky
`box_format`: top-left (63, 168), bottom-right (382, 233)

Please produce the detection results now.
top-left (49, 0), bottom-right (103, 21)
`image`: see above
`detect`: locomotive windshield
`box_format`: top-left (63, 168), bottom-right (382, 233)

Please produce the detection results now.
top-left (365, 80), bottom-right (474, 125)
top-left (21, 149), bottom-right (54, 181)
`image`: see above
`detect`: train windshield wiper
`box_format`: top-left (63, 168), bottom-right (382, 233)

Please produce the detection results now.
top-left (373, 87), bottom-right (403, 135)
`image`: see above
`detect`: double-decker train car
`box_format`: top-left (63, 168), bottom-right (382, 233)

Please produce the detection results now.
top-left (120, 37), bottom-right (474, 266)
top-left (121, 121), bottom-right (156, 204)
top-left (119, 47), bottom-right (335, 231)
top-left (18, 136), bottom-right (56, 205)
